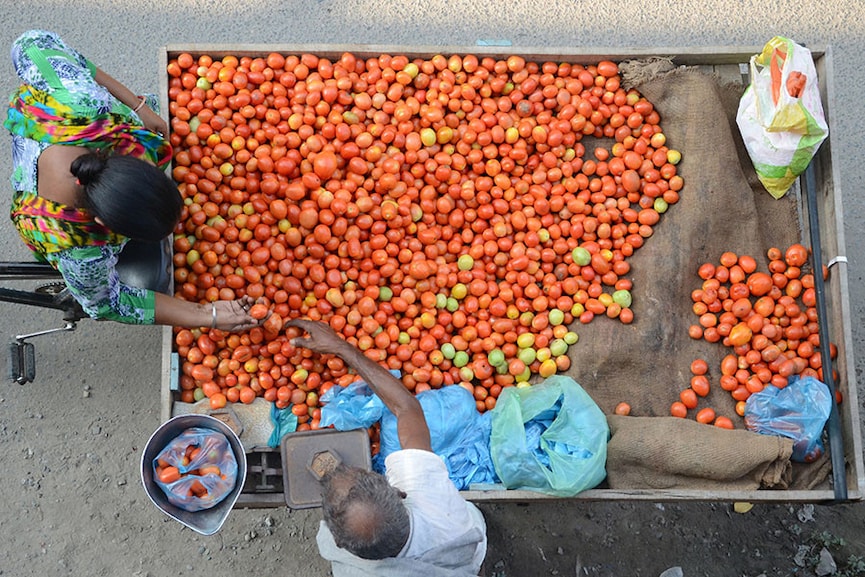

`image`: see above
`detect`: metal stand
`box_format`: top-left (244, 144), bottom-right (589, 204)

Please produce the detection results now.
top-left (1, 283), bottom-right (84, 385)
top-left (0, 237), bottom-right (173, 385)
top-left (802, 163), bottom-right (847, 502)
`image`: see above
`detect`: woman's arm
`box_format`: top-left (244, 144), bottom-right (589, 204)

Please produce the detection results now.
top-left (93, 68), bottom-right (168, 135)
top-left (154, 292), bottom-right (261, 332)
top-left (92, 68), bottom-right (141, 112)
top-left (56, 246), bottom-right (260, 331)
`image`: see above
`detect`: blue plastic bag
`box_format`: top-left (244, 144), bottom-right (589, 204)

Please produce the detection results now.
top-left (377, 385), bottom-right (498, 489)
top-left (744, 375), bottom-right (831, 462)
top-left (319, 375), bottom-right (498, 489)
top-left (268, 403), bottom-right (298, 448)
top-left (489, 376), bottom-right (609, 496)
top-left (319, 377), bottom-right (389, 430)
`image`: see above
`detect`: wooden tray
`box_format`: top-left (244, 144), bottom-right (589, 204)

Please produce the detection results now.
top-left (158, 44), bottom-right (862, 505)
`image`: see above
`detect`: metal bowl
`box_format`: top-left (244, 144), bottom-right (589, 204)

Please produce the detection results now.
top-left (140, 414), bottom-right (247, 535)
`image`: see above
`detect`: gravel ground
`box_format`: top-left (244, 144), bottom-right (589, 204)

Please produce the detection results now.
top-left (1, 2), bottom-right (864, 576)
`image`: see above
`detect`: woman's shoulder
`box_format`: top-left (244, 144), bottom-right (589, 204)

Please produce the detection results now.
top-left (37, 145), bottom-right (90, 206)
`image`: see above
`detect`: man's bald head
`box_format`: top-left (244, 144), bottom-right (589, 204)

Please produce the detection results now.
top-left (320, 464), bottom-right (410, 560)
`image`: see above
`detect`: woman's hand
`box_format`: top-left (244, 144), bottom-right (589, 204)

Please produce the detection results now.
top-left (138, 106), bottom-right (168, 136)
top-left (212, 296), bottom-right (262, 332)
top-left (285, 318), bottom-right (349, 356)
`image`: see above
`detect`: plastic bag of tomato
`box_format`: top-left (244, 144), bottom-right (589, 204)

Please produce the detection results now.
top-left (153, 427), bottom-right (239, 512)
top-left (166, 50), bottom-right (684, 425)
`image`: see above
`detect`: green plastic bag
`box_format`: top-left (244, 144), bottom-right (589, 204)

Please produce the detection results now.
top-left (489, 375), bottom-right (609, 496)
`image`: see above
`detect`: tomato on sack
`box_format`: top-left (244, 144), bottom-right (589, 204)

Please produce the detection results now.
top-left (785, 243), bottom-right (809, 267)
top-left (679, 388), bottom-right (698, 410)
top-left (713, 416), bottom-right (734, 429)
top-left (614, 402), bottom-right (631, 416)
top-left (690, 375), bottom-right (710, 397)
top-left (687, 246), bottom-right (838, 426)
top-left (695, 407), bottom-right (715, 424)
top-left (690, 358), bottom-right (708, 376)
top-left (670, 401), bottom-right (688, 418)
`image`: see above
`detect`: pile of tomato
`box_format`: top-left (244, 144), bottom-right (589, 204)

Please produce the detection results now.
top-left (673, 244), bottom-right (839, 426)
top-left (166, 50), bottom-right (684, 425)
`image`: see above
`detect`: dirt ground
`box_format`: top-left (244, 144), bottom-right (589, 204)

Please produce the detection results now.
top-left (2, 2), bottom-right (865, 577)
top-left (0, 318), bottom-right (864, 577)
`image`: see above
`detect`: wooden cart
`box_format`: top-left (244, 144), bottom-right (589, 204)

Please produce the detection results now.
top-left (158, 44), bottom-right (863, 507)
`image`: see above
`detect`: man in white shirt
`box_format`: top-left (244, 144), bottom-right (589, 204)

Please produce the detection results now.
top-left (287, 319), bottom-right (487, 577)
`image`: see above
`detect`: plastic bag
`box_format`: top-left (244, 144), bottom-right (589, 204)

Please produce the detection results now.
top-left (489, 375), bottom-right (609, 496)
top-left (744, 376), bottom-right (832, 462)
top-left (736, 36), bottom-right (828, 199)
top-left (377, 385), bottom-right (498, 489)
top-left (320, 376), bottom-right (498, 489)
top-left (268, 402), bottom-right (298, 448)
top-left (319, 377), bottom-right (388, 430)
top-left (153, 427), bottom-right (239, 512)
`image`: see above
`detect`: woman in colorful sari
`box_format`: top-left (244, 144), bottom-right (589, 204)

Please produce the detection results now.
top-left (5, 30), bottom-right (259, 331)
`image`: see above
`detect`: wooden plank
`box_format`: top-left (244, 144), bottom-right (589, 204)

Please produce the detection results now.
top-left (461, 487), bottom-right (846, 503)
top-left (159, 326), bottom-right (173, 423)
top-left (163, 43), bottom-right (824, 66)
top-left (235, 487), bottom-right (852, 507)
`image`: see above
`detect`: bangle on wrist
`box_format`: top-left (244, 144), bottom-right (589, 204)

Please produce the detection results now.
top-left (132, 96), bottom-right (146, 114)
top-left (210, 302), bottom-right (217, 329)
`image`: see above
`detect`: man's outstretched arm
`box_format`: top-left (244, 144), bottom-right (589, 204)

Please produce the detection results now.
top-left (286, 318), bottom-right (432, 452)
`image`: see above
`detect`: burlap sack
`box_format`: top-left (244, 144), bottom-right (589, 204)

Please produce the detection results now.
top-left (605, 415), bottom-right (793, 490)
top-left (559, 65), bottom-right (831, 490)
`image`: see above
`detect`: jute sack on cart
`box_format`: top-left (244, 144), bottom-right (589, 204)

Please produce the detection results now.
top-left (560, 62), bottom-right (830, 491)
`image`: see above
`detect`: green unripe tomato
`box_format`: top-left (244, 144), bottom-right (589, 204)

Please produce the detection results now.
top-left (612, 289), bottom-right (633, 308)
top-left (572, 246), bottom-right (591, 266)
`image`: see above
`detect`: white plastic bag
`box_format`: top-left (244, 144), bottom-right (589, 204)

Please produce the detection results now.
top-left (736, 36), bottom-right (828, 199)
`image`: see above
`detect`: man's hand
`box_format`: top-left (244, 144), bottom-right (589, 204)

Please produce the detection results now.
top-left (287, 318), bottom-right (432, 452)
top-left (285, 318), bottom-right (348, 356)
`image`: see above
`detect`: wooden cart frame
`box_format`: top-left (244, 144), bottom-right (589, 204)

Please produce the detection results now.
top-left (158, 44), bottom-right (863, 506)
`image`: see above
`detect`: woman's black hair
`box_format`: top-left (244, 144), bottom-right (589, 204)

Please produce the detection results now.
top-left (71, 152), bottom-right (182, 242)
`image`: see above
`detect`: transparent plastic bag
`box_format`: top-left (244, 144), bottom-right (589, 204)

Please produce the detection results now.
top-left (744, 376), bottom-right (831, 462)
top-left (489, 375), bottom-right (609, 496)
top-left (152, 427), bottom-right (239, 512)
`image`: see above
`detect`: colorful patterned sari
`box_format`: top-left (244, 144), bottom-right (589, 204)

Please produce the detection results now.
top-left (4, 30), bottom-right (171, 323)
